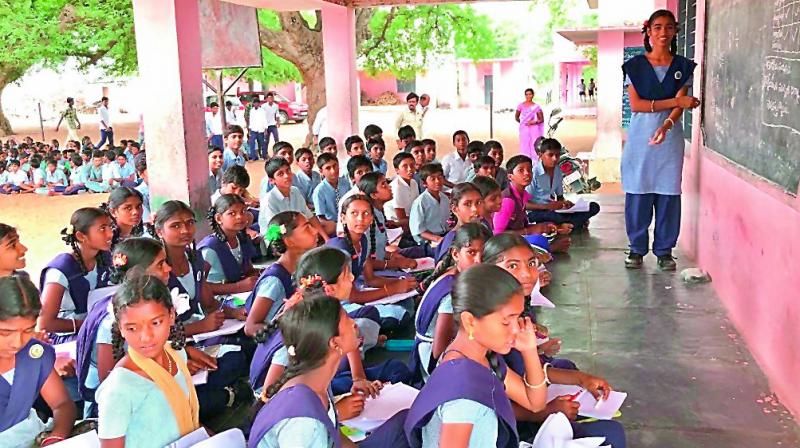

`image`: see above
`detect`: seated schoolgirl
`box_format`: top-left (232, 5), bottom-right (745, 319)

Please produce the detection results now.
top-left (39, 208), bottom-right (114, 343)
top-left (411, 223), bottom-right (492, 384)
top-left (405, 264), bottom-right (547, 447)
top-left (0, 276), bottom-right (77, 447)
top-left (0, 223), bottom-right (28, 278)
top-left (101, 186), bottom-right (145, 247)
top-left (357, 172), bottom-right (424, 268)
top-left (244, 211), bottom-right (320, 337)
top-left (433, 183), bottom-right (485, 263)
top-left (96, 275), bottom-right (201, 447)
top-left (483, 233), bottom-right (626, 447)
top-left (250, 247), bottom-right (409, 399)
top-left (248, 294), bottom-right (362, 448)
top-left (199, 194), bottom-right (260, 296)
top-left (471, 175), bottom-right (503, 233)
top-left (75, 237), bottom-right (172, 417)
top-left (327, 195), bottom-right (418, 333)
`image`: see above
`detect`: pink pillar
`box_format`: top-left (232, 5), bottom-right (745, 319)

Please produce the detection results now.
top-left (321, 3), bottom-right (359, 148)
top-left (132, 0), bottom-right (209, 221)
top-left (591, 29), bottom-right (625, 182)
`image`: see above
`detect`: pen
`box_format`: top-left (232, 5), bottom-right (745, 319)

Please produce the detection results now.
top-left (567, 388), bottom-right (584, 401)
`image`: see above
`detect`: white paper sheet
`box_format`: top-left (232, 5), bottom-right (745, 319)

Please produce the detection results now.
top-left (530, 291), bottom-right (556, 309)
top-left (386, 227), bottom-right (404, 244)
top-left (343, 383), bottom-right (420, 433)
top-left (404, 257), bottom-right (435, 272)
top-left (54, 340), bottom-right (77, 360)
top-left (555, 198), bottom-right (591, 214)
top-left (166, 427), bottom-right (210, 447)
top-left (546, 385), bottom-right (627, 420)
top-left (192, 369), bottom-right (209, 385)
top-left (192, 428), bottom-right (246, 447)
top-left (191, 319), bottom-right (245, 343)
top-left (365, 290), bottom-right (418, 306)
top-left (50, 430), bottom-right (100, 447)
top-left (87, 285), bottom-right (119, 311)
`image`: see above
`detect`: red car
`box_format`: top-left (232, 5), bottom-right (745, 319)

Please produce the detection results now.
top-left (236, 90), bottom-right (309, 124)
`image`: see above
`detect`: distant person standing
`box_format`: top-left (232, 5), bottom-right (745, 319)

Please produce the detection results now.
top-left (205, 102), bottom-right (223, 150)
top-left (395, 92), bottom-right (424, 139)
top-left (55, 97), bottom-right (80, 142)
top-left (589, 78), bottom-right (597, 100)
top-left (312, 106), bottom-right (329, 148)
top-left (578, 78), bottom-right (587, 102)
top-left (95, 96), bottom-right (113, 149)
top-left (225, 100), bottom-right (239, 126)
top-left (262, 92), bottom-right (280, 150)
top-left (247, 101), bottom-right (267, 160)
top-left (515, 88), bottom-right (544, 160)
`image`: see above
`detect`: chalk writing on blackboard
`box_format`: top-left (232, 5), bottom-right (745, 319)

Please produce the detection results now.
top-left (762, 0), bottom-right (800, 135)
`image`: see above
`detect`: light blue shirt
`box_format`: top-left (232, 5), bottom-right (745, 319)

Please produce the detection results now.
top-left (135, 181), bottom-right (150, 223)
top-left (44, 169), bottom-right (68, 185)
top-left (526, 160), bottom-right (564, 205)
top-left (85, 311), bottom-right (115, 391)
top-left (253, 276), bottom-right (287, 323)
top-left (96, 349), bottom-right (191, 448)
top-left (70, 165), bottom-right (87, 184)
top-left (292, 170), bottom-right (321, 205)
top-left (372, 159), bottom-right (388, 175)
top-left (222, 147), bottom-right (246, 172)
top-left (410, 190), bottom-right (450, 243)
top-left (257, 399), bottom-right (336, 448)
top-left (259, 186), bottom-right (314, 232)
top-left (312, 178), bottom-right (349, 221)
top-left (421, 399), bottom-right (498, 447)
top-left (113, 162), bottom-right (135, 181)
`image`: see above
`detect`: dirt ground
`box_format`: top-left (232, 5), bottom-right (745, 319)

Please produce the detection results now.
top-left (1, 106), bottom-right (615, 278)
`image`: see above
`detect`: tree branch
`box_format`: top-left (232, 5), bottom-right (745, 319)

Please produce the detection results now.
top-left (361, 7), bottom-right (398, 61)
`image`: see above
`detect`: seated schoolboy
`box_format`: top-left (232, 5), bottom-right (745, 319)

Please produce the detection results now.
top-left (461, 140), bottom-right (485, 181)
top-left (221, 124), bottom-right (246, 172)
top-left (213, 165), bottom-right (255, 206)
top-left (0, 159), bottom-right (35, 194)
top-left (397, 125), bottom-right (416, 152)
top-left (109, 151), bottom-right (136, 188)
top-left (208, 146), bottom-right (224, 194)
top-left (526, 138), bottom-right (599, 230)
top-left (409, 163), bottom-right (450, 247)
top-left (344, 135), bottom-right (365, 158)
top-left (484, 140), bottom-right (509, 189)
top-left (367, 137), bottom-right (388, 175)
top-left (422, 138), bottom-right (437, 163)
top-left (312, 153), bottom-right (350, 235)
top-left (100, 150), bottom-right (116, 184)
top-left (384, 152), bottom-right (420, 231)
top-left (364, 123), bottom-right (383, 141)
top-left (408, 140), bottom-right (427, 193)
top-left (259, 141), bottom-right (295, 197)
top-left (494, 155), bottom-right (563, 241)
top-left (317, 136), bottom-right (338, 155)
top-left (84, 150), bottom-right (111, 193)
top-left (259, 157), bottom-right (329, 241)
top-left (38, 157), bottom-right (69, 195)
top-left (291, 147), bottom-right (321, 208)
top-left (441, 130), bottom-right (470, 187)
top-left (466, 155), bottom-right (498, 183)
top-left (0, 161), bottom-right (7, 186)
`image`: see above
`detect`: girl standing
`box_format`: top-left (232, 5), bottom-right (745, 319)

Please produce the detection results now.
top-left (244, 211), bottom-right (319, 337)
top-left (96, 275), bottom-right (200, 447)
top-left (515, 89), bottom-right (545, 161)
top-left (0, 276), bottom-right (76, 447)
top-left (621, 9), bottom-right (699, 271)
top-left (39, 208), bottom-right (114, 342)
top-left (405, 264), bottom-right (547, 447)
top-left (199, 194), bottom-right (259, 295)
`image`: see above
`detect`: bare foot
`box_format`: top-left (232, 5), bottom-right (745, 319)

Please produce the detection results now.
top-left (556, 223), bottom-right (574, 235)
top-left (550, 236), bottom-right (572, 253)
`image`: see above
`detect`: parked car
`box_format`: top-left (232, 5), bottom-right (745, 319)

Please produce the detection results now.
top-left (236, 90), bottom-right (309, 124)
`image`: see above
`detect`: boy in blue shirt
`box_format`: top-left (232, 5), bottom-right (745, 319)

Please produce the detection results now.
top-left (397, 125), bottom-right (416, 152)
top-left (222, 124), bottom-right (246, 172)
top-left (526, 138), bottom-right (599, 229)
top-left (292, 147), bottom-right (320, 208)
top-left (367, 137), bottom-right (387, 175)
top-left (260, 156), bottom-right (329, 240)
top-left (318, 137), bottom-right (337, 155)
top-left (344, 135), bottom-right (365, 158)
top-left (409, 163), bottom-right (450, 246)
top-left (484, 140), bottom-right (509, 189)
top-left (312, 153), bottom-right (349, 236)
top-left (110, 151), bottom-right (136, 188)
top-left (259, 141), bottom-right (295, 197)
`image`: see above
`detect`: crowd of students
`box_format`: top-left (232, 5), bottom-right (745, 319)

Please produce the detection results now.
top-left (1, 115), bottom-right (619, 447)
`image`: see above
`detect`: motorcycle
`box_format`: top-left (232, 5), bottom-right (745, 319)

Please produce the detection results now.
top-left (535, 108), bottom-right (601, 194)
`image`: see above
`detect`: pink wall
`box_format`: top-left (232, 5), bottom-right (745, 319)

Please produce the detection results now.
top-left (359, 72), bottom-right (400, 101)
top-left (682, 0), bottom-right (800, 418)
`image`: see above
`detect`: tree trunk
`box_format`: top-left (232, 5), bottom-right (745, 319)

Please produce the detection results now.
top-left (301, 70), bottom-right (326, 147)
top-left (0, 79), bottom-right (13, 136)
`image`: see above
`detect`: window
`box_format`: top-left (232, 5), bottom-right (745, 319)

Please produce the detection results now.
top-left (396, 78), bottom-right (416, 93)
top-left (677, 0), bottom-right (698, 140)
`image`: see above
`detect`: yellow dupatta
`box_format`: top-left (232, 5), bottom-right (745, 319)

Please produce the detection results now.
top-left (127, 344), bottom-right (200, 436)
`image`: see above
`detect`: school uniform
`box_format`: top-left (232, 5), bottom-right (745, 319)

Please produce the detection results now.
top-left (222, 147), bottom-right (246, 173)
top-left (384, 176), bottom-right (420, 222)
top-left (292, 169), bottom-right (321, 206)
top-left (247, 106), bottom-right (267, 160)
top-left (525, 160), bottom-right (599, 228)
top-left (412, 172), bottom-right (425, 194)
top-left (410, 274), bottom-right (455, 384)
top-left (206, 112), bottom-right (223, 150)
top-left (198, 233), bottom-right (258, 284)
top-left (335, 185), bottom-right (361, 234)
top-left (244, 263), bottom-right (294, 324)
top-left (434, 229), bottom-right (457, 263)
top-left (0, 339), bottom-right (56, 447)
top-left (208, 169), bottom-right (222, 195)
top-left (249, 384), bottom-right (340, 448)
top-left (409, 190), bottom-right (450, 244)
top-left (63, 165), bottom-right (87, 195)
top-left (312, 177), bottom-right (350, 222)
top-left (76, 291), bottom-right (119, 416)
top-left (85, 165), bottom-right (110, 193)
top-left (259, 186), bottom-right (314, 232)
top-left (441, 152), bottom-right (470, 184)
top-left (112, 162), bottom-right (136, 187)
top-left (405, 356), bottom-right (518, 448)
top-left (135, 181), bottom-right (151, 223)
top-left (4, 170), bottom-right (29, 193)
top-left (372, 159), bottom-right (388, 175)
top-left (39, 252), bottom-right (112, 343)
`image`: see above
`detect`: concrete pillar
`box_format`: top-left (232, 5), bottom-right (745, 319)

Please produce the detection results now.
top-left (321, 3), bottom-right (359, 147)
top-left (131, 0), bottom-right (209, 219)
top-left (591, 29), bottom-right (625, 182)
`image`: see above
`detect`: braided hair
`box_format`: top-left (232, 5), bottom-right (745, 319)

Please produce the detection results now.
top-left (357, 172), bottom-right (386, 259)
top-left (103, 186), bottom-right (145, 245)
top-left (339, 194), bottom-right (373, 260)
top-left (110, 274), bottom-right (183, 362)
top-left (264, 211), bottom-right (302, 255)
top-left (418, 222), bottom-right (492, 293)
top-left (643, 9), bottom-right (678, 54)
top-left (60, 207), bottom-right (112, 275)
top-left (207, 193), bottom-right (248, 243)
top-left (109, 237), bottom-right (164, 285)
top-left (152, 200), bottom-right (198, 269)
top-left (448, 182), bottom-right (482, 230)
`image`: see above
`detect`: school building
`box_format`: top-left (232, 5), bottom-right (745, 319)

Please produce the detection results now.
top-left (130, 0), bottom-right (800, 428)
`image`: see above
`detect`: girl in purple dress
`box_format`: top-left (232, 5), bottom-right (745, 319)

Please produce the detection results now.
top-left (515, 89), bottom-right (545, 161)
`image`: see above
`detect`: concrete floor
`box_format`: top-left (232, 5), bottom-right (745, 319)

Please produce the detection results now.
top-left (212, 194), bottom-right (800, 447)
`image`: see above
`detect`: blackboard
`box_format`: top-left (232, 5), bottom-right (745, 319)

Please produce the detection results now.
top-left (622, 46), bottom-right (646, 129)
top-left (702, 0), bottom-right (800, 193)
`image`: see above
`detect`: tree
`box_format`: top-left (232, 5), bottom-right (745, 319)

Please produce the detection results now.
top-left (0, 0), bottom-right (136, 135)
top-left (258, 5), bottom-right (509, 143)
